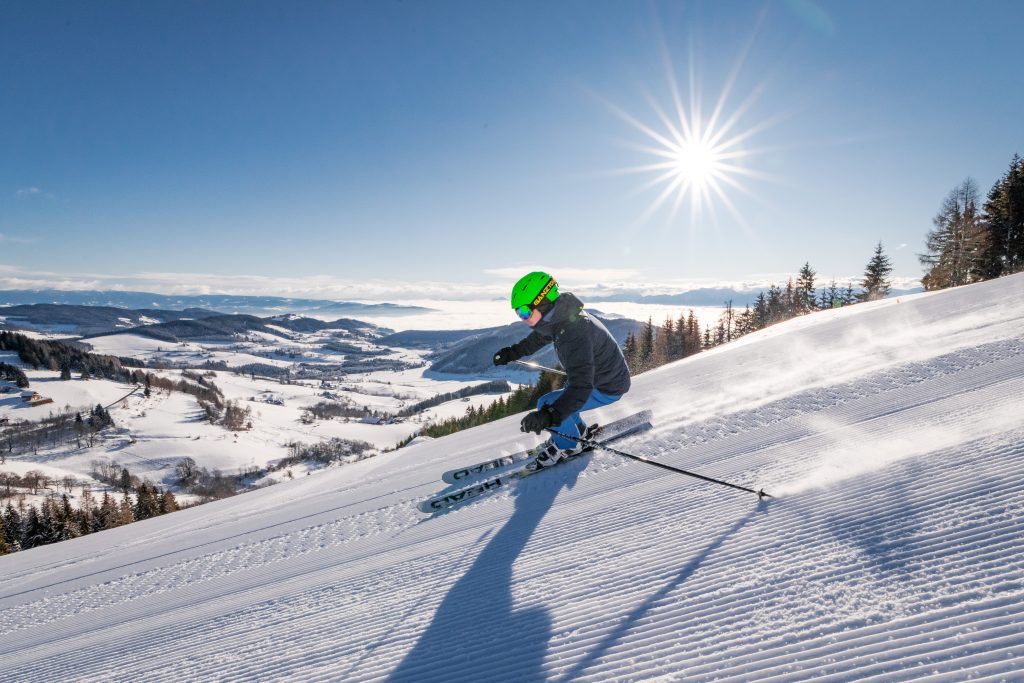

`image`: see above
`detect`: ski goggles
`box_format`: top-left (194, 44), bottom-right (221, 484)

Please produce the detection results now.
top-left (514, 277), bottom-right (557, 320)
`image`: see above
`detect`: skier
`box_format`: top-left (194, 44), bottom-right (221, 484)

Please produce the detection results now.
top-left (493, 272), bottom-right (631, 468)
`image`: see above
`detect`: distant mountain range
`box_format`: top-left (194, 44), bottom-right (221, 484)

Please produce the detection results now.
top-left (377, 329), bottom-right (484, 350)
top-left (0, 304), bottom-right (388, 341)
top-left (0, 300), bottom-right (650, 378)
top-left (0, 303), bottom-right (223, 334)
top-left (0, 301), bottom-right (645, 378)
top-left (0, 289), bottom-right (431, 317)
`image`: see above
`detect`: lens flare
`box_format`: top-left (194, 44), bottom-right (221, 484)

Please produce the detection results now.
top-left (607, 31), bottom-right (781, 232)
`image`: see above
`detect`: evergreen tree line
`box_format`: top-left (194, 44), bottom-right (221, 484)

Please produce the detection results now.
top-left (920, 155), bottom-right (1024, 289)
top-left (395, 380), bottom-right (511, 417)
top-left (303, 381), bottom-right (513, 431)
top-left (0, 331), bottom-right (142, 382)
top-left (0, 362), bottom-right (30, 388)
top-left (0, 331), bottom-right (243, 431)
top-left (624, 247), bottom-right (894, 375)
top-left (2, 405), bottom-right (114, 457)
top-left (0, 485), bottom-right (178, 555)
top-left (408, 371), bottom-right (565, 442)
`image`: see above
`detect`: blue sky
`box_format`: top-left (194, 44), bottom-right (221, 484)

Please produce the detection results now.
top-left (2, 0), bottom-right (1022, 300)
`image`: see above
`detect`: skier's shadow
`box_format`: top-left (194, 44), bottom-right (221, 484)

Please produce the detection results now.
top-left (387, 458), bottom-right (587, 682)
top-left (554, 500), bottom-right (768, 683)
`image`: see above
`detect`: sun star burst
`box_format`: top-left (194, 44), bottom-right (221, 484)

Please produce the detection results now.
top-left (608, 35), bottom-right (779, 233)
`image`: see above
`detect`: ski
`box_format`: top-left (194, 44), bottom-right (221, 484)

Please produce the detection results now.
top-left (440, 452), bottom-right (524, 486)
top-left (420, 416), bottom-right (652, 514)
top-left (439, 409), bottom-right (652, 485)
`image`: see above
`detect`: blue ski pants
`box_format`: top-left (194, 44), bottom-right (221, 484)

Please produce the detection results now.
top-left (536, 388), bottom-right (622, 450)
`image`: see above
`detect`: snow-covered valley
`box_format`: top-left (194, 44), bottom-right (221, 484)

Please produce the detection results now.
top-left (0, 323), bottom-right (514, 506)
top-left (1, 273), bottom-right (1023, 681)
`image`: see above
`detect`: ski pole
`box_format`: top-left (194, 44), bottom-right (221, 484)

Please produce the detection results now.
top-left (514, 359), bottom-right (567, 376)
top-left (548, 429), bottom-right (772, 499)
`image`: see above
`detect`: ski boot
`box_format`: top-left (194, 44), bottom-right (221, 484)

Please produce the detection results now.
top-left (526, 432), bottom-right (586, 470)
top-left (528, 441), bottom-right (566, 470)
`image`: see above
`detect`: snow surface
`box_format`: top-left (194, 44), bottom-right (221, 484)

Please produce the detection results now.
top-left (2, 274), bottom-right (1023, 681)
top-left (1, 330), bottom-right (505, 505)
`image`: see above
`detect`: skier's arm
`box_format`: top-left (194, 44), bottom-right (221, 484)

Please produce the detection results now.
top-left (549, 325), bottom-right (595, 422)
top-left (510, 329), bottom-right (552, 359)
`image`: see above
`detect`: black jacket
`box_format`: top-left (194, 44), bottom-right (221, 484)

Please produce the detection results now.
top-left (510, 292), bottom-right (631, 422)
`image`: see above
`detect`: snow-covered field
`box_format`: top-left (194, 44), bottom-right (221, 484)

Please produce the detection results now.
top-left (1, 336), bottom-right (508, 505)
top-left (1, 274), bottom-right (1023, 681)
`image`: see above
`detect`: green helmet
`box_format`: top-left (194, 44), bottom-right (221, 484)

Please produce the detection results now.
top-left (510, 271), bottom-right (559, 317)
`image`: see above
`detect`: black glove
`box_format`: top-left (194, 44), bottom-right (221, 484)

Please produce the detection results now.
top-left (493, 346), bottom-right (516, 366)
top-left (521, 405), bottom-right (558, 434)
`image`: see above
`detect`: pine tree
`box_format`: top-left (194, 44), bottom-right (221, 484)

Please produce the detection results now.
top-left (795, 262), bottom-right (817, 313)
top-left (980, 169), bottom-right (1010, 279)
top-left (752, 292), bottom-right (769, 329)
top-left (54, 494), bottom-right (77, 542)
top-left (980, 154), bottom-right (1024, 276)
top-left (860, 242), bottom-right (894, 301)
top-left (119, 467), bottom-right (132, 495)
top-left (651, 317), bottom-right (673, 367)
top-left (920, 179), bottom-right (987, 290)
top-left (683, 310), bottom-right (700, 356)
top-left (1006, 155), bottom-right (1024, 273)
top-left (784, 279), bottom-right (798, 317)
top-left (843, 282), bottom-right (857, 305)
top-left (4, 503), bottom-right (22, 552)
top-left (0, 517), bottom-right (9, 555)
top-left (665, 315), bottom-right (684, 361)
top-left (766, 285), bottom-right (785, 323)
top-left (78, 487), bottom-right (96, 535)
top-left (714, 320), bottom-right (727, 346)
top-left (733, 305), bottom-right (754, 338)
top-left (673, 311), bottom-right (688, 359)
top-left (134, 484), bottom-right (159, 520)
top-left (635, 318), bottom-right (655, 373)
top-left (622, 332), bottom-right (638, 374)
top-left (98, 492), bottom-right (117, 530)
top-left (159, 490), bottom-right (179, 514)
top-left (22, 505), bottom-right (44, 549)
top-left (118, 495), bottom-right (136, 526)
top-left (822, 279), bottom-right (841, 309)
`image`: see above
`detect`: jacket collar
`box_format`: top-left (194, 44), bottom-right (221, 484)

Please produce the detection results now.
top-left (534, 292), bottom-right (584, 335)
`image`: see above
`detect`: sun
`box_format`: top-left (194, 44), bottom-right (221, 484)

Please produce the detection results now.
top-left (607, 37), bottom-right (779, 230)
top-left (673, 139), bottom-right (722, 187)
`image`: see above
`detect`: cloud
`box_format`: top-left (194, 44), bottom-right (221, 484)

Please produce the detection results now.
top-left (14, 187), bottom-right (55, 200)
top-left (0, 233), bottom-right (33, 245)
top-left (482, 265), bottom-right (642, 284)
top-left (0, 264), bottom-right (922, 304)
top-left (0, 265), bottom-right (504, 302)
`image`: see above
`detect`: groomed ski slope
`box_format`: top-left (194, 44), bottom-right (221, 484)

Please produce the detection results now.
top-left (2, 274), bottom-right (1024, 682)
